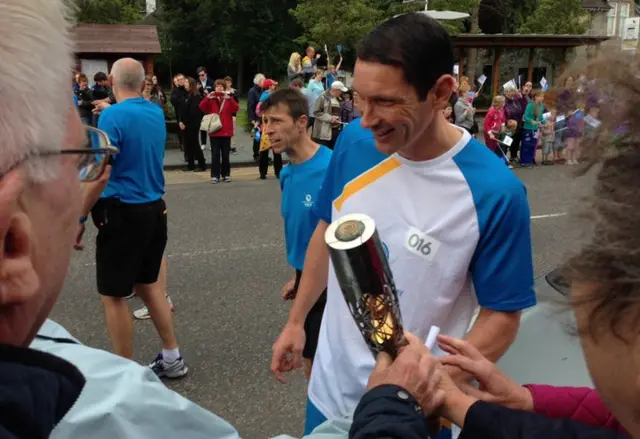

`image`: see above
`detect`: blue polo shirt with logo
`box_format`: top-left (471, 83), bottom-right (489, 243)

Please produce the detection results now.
top-left (280, 145), bottom-right (333, 270)
top-left (98, 97), bottom-right (166, 204)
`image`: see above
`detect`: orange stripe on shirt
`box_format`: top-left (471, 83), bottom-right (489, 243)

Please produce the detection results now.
top-left (333, 157), bottom-right (401, 212)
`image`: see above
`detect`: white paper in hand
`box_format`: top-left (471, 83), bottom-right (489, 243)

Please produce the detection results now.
top-left (453, 64), bottom-right (459, 75)
top-left (477, 74), bottom-right (487, 85)
top-left (556, 114), bottom-right (566, 123)
top-left (584, 115), bottom-right (602, 128)
top-left (503, 135), bottom-right (514, 146)
top-left (543, 112), bottom-right (551, 121)
top-left (503, 79), bottom-right (516, 91)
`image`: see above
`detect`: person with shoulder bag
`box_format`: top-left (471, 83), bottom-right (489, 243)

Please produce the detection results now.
top-left (199, 79), bottom-right (239, 184)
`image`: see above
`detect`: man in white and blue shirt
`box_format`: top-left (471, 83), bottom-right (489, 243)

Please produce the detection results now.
top-left (261, 88), bottom-right (333, 378)
top-left (270, 13), bottom-right (536, 437)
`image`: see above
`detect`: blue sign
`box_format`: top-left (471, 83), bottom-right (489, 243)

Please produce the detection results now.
top-left (337, 44), bottom-right (343, 54)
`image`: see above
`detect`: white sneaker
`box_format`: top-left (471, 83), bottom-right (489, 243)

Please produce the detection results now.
top-left (133, 295), bottom-right (175, 320)
top-left (149, 353), bottom-right (188, 379)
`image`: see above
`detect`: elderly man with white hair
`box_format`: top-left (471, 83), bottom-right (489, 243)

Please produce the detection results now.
top-left (75, 56), bottom-right (188, 378)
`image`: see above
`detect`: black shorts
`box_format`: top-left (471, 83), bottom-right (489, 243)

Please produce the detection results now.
top-left (92, 198), bottom-right (168, 298)
top-left (293, 269), bottom-right (327, 360)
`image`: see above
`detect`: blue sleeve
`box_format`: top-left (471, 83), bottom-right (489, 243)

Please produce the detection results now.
top-left (73, 93), bottom-right (79, 108)
top-left (311, 139), bottom-right (346, 225)
top-left (470, 180), bottom-right (536, 311)
top-left (97, 109), bottom-right (122, 152)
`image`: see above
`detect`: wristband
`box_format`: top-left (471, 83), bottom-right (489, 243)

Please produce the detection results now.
top-left (79, 216), bottom-right (88, 224)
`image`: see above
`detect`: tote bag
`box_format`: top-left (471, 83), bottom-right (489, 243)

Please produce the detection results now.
top-left (200, 99), bottom-right (225, 133)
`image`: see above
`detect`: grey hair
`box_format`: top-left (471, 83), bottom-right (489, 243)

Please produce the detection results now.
top-left (111, 58), bottom-right (145, 92)
top-left (254, 73), bottom-right (265, 85)
top-left (0, 0), bottom-right (74, 182)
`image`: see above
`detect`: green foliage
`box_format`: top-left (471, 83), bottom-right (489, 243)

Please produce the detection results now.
top-left (74, 0), bottom-right (145, 24)
top-left (519, 0), bottom-right (589, 34)
top-left (158, 0), bottom-right (300, 78)
top-left (290, 0), bottom-right (385, 49)
top-left (290, 0), bottom-right (478, 51)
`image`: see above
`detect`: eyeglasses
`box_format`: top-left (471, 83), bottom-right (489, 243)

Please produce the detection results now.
top-left (0, 126), bottom-right (119, 183)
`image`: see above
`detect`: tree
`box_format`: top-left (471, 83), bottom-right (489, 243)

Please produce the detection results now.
top-left (479, 0), bottom-right (538, 34)
top-left (519, 0), bottom-right (589, 34)
top-left (290, 0), bottom-right (385, 50)
top-left (157, 0), bottom-right (301, 90)
top-left (74, 0), bottom-right (145, 24)
top-left (290, 0), bottom-right (477, 55)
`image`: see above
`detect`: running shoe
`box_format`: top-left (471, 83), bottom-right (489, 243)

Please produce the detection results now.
top-left (211, 177), bottom-right (219, 184)
top-left (149, 353), bottom-right (188, 379)
top-left (125, 292), bottom-right (136, 300)
top-left (223, 176), bottom-right (232, 183)
top-left (133, 295), bottom-right (174, 320)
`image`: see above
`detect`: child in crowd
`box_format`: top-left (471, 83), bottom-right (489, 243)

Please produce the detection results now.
top-left (497, 120), bottom-right (518, 168)
top-left (503, 119), bottom-right (518, 139)
top-left (444, 104), bottom-right (454, 123)
top-left (521, 91), bottom-right (546, 168)
top-left (483, 95), bottom-right (506, 155)
top-left (583, 106), bottom-right (601, 141)
top-left (540, 108), bottom-right (557, 165)
top-left (566, 100), bottom-right (586, 165)
top-left (553, 111), bottom-right (568, 163)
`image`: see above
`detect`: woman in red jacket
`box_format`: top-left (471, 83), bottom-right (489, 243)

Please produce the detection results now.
top-left (199, 79), bottom-right (239, 183)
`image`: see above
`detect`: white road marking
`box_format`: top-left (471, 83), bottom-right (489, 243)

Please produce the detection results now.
top-left (531, 213), bottom-right (567, 219)
top-left (72, 242), bottom-right (283, 268)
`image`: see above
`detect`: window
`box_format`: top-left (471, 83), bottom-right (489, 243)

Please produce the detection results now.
top-left (517, 68), bottom-right (548, 88)
top-left (619, 3), bottom-right (630, 38)
top-left (608, 1), bottom-right (619, 36)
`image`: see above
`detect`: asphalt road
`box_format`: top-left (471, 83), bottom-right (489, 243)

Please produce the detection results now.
top-left (51, 162), bottom-right (596, 439)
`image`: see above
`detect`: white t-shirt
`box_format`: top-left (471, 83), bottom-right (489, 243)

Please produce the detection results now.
top-left (309, 120), bottom-right (536, 420)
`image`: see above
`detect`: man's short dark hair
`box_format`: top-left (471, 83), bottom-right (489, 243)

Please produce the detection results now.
top-left (262, 89), bottom-right (309, 121)
top-left (197, 66), bottom-right (206, 74)
top-left (94, 71), bottom-right (108, 82)
top-left (356, 13), bottom-right (453, 100)
top-left (290, 78), bottom-right (304, 88)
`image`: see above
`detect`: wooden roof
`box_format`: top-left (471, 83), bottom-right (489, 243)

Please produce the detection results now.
top-left (72, 24), bottom-right (162, 54)
top-left (454, 33), bottom-right (610, 48)
top-left (582, 0), bottom-right (612, 12)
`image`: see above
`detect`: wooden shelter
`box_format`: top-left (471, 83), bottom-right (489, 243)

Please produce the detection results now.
top-left (72, 24), bottom-right (162, 80)
top-left (452, 34), bottom-right (610, 97)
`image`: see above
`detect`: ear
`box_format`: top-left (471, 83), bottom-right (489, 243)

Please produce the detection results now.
top-left (0, 172), bottom-right (39, 307)
top-left (429, 74), bottom-right (456, 111)
top-left (298, 115), bottom-right (309, 131)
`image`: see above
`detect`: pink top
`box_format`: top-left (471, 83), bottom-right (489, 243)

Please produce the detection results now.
top-left (483, 106), bottom-right (505, 151)
top-left (525, 384), bottom-right (627, 435)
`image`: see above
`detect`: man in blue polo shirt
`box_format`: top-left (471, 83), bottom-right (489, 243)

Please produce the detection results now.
top-left (77, 58), bottom-right (187, 378)
top-left (261, 89), bottom-right (332, 379)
